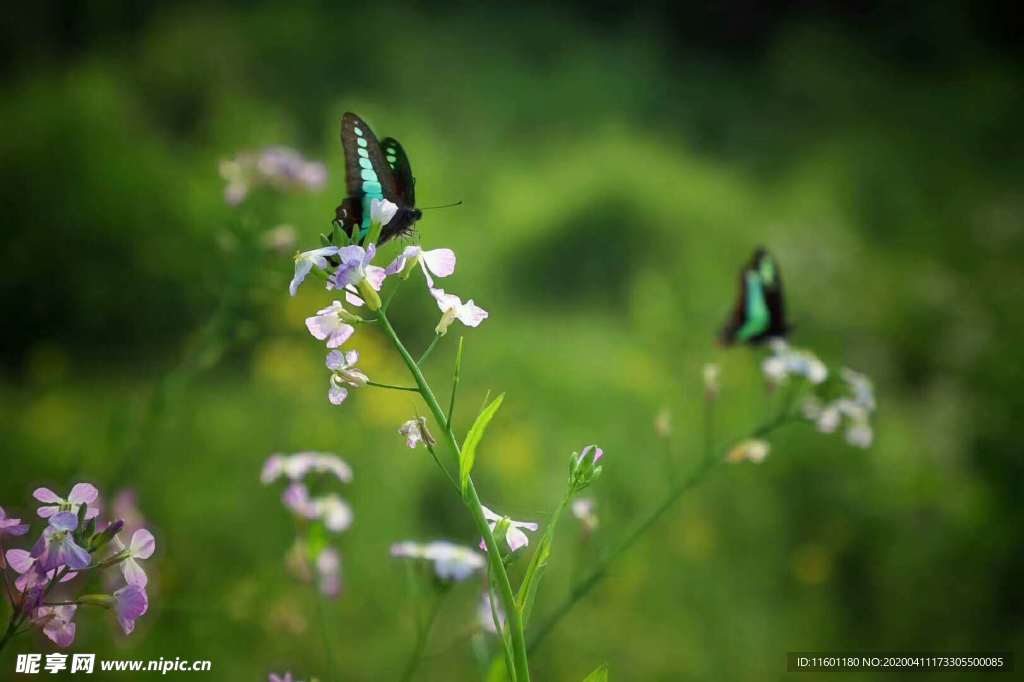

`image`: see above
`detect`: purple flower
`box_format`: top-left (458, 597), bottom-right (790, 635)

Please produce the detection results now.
top-left (32, 512), bottom-right (90, 572)
top-left (305, 301), bottom-right (356, 349)
top-left (33, 483), bottom-right (100, 520)
top-left (32, 605), bottom-right (77, 647)
top-left (317, 548), bottom-right (342, 598)
top-left (280, 483), bottom-right (318, 519)
top-left (220, 147), bottom-right (327, 206)
top-left (0, 506), bottom-right (29, 537)
top-left (430, 288), bottom-right (488, 335)
top-left (291, 246), bottom-right (340, 297)
top-left (385, 245), bottom-right (456, 287)
top-left (6, 550), bottom-right (77, 593)
top-left (479, 506), bottom-right (538, 553)
top-left (331, 244), bottom-right (387, 302)
top-left (116, 529), bottom-right (156, 588)
top-left (326, 350), bottom-right (368, 405)
top-left (114, 584), bottom-right (148, 635)
top-left (279, 484), bottom-right (353, 533)
top-left (261, 452), bottom-right (353, 485)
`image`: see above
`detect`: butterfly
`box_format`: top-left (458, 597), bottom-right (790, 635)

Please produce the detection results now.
top-left (719, 247), bottom-right (791, 345)
top-left (333, 112), bottom-right (421, 245)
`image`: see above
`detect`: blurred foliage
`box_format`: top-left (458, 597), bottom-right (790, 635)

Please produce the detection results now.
top-left (1, 1), bottom-right (1023, 680)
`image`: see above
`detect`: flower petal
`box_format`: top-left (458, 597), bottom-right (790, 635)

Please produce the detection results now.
top-left (33, 488), bottom-right (61, 504)
top-left (130, 529), bottom-right (156, 559)
top-left (421, 248), bottom-right (456, 278)
top-left (122, 557), bottom-right (148, 587)
top-left (68, 483), bottom-right (99, 505)
top-left (456, 299), bottom-right (489, 327)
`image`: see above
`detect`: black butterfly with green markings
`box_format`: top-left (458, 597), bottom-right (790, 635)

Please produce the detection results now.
top-left (333, 112), bottom-right (420, 245)
top-left (719, 247), bottom-right (791, 345)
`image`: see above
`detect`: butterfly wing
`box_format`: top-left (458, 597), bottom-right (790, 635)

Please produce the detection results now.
top-left (336, 112), bottom-right (401, 240)
top-left (380, 137), bottom-right (416, 207)
top-left (719, 248), bottom-right (788, 345)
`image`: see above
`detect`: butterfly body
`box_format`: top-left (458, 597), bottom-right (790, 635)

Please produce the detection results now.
top-left (719, 247), bottom-right (790, 345)
top-left (334, 112), bottom-right (419, 245)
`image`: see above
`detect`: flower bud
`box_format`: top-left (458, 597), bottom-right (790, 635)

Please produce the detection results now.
top-left (569, 445), bottom-right (604, 492)
top-left (90, 519), bottom-right (124, 552)
top-left (356, 278), bottom-right (382, 311)
top-left (78, 594), bottom-right (115, 609)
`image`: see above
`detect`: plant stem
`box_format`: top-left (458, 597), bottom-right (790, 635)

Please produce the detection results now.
top-left (0, 615), bottom-right (19, 654)
top-left (446, 337), bottom-right (464, 429)
top-left (399, 592), bottom-right (444, 682)
top-left (366, 380), bottom-right (421, 393)
top-left (417, 335), bottom-right (442, 366)
top-left (527, 411), bottom-right (799, 652)
top-left (377, 310), bottom-right (531, 682)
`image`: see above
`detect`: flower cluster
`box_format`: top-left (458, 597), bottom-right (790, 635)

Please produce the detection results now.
top-left (291, 199), bottom-right (488, 407)
top-left (390, 541), bottom-right (485, 583)
top-left (262, 452), bottom-right (353, 597)
top-left (219, 147), bottom-right (327, 206)
top-left (1, 484), bottom-right (155, 648)
top-left (761, 339), bottom-right (828, 386)
top-left (802, 367), bottom-right (877, 448)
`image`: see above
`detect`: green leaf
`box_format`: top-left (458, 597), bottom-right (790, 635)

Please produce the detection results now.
top-left (515, 497), bottom-right (568, 625)
top-left (459, 392), bottom-right (505, 495)
top-left (582, 664), bottom-right (609, 682)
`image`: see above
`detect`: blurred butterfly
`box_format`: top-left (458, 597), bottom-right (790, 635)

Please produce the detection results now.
top-left (719, 247), bottom-right (791, 345)
top-left (333, 112), bottom-right (421, 245)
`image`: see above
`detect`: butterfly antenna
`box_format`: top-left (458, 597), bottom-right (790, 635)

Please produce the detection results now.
top-left (419, 200), bottom-right (464, 211)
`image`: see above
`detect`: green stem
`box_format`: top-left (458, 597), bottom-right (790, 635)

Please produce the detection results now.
top-left (527, 411), bottom-right (799, 652)
top-left (446, 337), bottom-right (464, 428)
top-left (0, 617), bottom-right (18, 654)
top-left (367, 380), bottom-right (421, 393)
top-left (399, 592), bottom-right (444, 682)
top-left (417, 335), bottom-right (442, 366)
top-left (703, 398), bottom-right (716, 466)
top-left (377, 310), bottom-right (531, 682)
top-left (424, 442), bottom-right (460, 493)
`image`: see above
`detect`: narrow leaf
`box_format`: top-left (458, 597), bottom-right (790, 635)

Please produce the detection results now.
top-left (460, 393), bottom-right (505, 495)
top-left (582, 664), bottom-right (609, 682)
top-left (515, 498), bottom-right (567, 625)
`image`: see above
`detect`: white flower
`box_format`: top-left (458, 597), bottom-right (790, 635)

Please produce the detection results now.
top-left (260, 452), bottom-right (353, 484)
top-left (326, 350), bottom-right (368, 405)
top-left (727, 439), bottom-right (771, 463)
top-left (762, 340), bottom-right (828, 386)
top-left (370, 198), bottom-right (398, 227)
top-left (290, 246), bottom-right (338, 296)
top-left (385, 245), bottom-right (456, 287)
top-left (571, 497), bottom-right (598, 533)
top-left (398, 417), bottom-right (434, 449)
top-left (390, 540), bottom-right (485, 582)
top-left (430, 288), bottom-right (488, 335)
top-left (479, 505), bottom-right (538, 553)
top-left (305, 301), bottom-right (356, 348)
top-left (314, 494), bottom-right (354, 533)
top-left (478, 593), bottom-right (505, 635)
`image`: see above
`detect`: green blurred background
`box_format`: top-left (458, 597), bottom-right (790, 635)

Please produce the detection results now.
top-left (2, 1), bottom-right (1023, 680)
